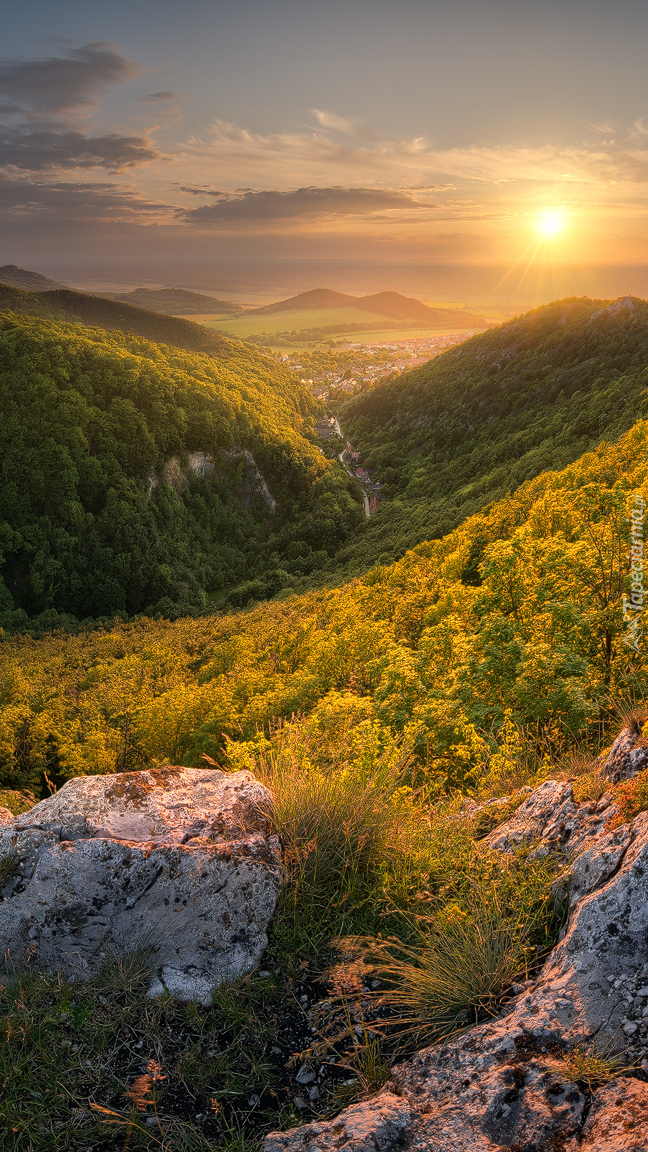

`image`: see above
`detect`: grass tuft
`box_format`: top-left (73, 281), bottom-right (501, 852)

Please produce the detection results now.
top-left (89, 938), bottom-right (159, 997)
top-left (332, 905), bottom-right (535, 1042)
top-left (237, 720), bottom-right (429, 948)
top-left (562, 1044), bottom-right (625, 1090)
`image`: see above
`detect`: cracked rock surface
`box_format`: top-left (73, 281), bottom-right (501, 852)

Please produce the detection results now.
top-left (263, 729), bottom-right (648, 1151)
top-left (0, 767), bottom-right (280, 1003)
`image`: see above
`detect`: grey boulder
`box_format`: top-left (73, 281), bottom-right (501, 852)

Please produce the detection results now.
top-left (0, 766), bottom-right (280, 1003)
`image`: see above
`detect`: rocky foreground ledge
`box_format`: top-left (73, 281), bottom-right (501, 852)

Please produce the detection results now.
top-left (264, 727), bottom-right (648, 1152)
top-left (0, 767), bottom-right (281, 1004)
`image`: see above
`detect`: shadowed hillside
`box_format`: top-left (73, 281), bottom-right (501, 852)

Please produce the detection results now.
top-left (101, 287), bottom-right (242, 315)
top-left (0, 312), bottom-right (362, 625)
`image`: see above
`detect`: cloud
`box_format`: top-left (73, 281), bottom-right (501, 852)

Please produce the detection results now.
top-left (0, 43), bottom-right (137, 122)
top-left (0, 129), bottom-right (159, 171)
top-left (178, 118), bottom-right (648, 194)
top-left (178, 185), bottom-right (227, 196)
top-left (178, 185), bottom-right (422, 225)
top-left (0, 43), bottom-right (158, 173)
top-left (0, 172), bottom-right (172, 221)
top-left (140, 91), bottom-right (180, 103)
top-left (310, 109), bottom-right (357, 135)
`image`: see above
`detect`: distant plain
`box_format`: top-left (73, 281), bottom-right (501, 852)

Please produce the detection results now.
top-left (188, 306), bottom-right (486, 348)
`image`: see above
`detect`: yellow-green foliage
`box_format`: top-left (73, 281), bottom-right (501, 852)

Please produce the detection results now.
top-left (0, 788), bottom-right (35, 814)
top-left (2, 419), bottom-right (648, 796)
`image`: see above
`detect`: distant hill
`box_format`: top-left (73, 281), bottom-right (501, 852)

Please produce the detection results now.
top-left (249, 287), bottom-right (487, 327)
top-left (250, 289), bottom-right (353, 313)
top-left (0, 264), bottom-right (67, 291)
top-left (101, 287), bottom-right (241, 316)
top-left (0, 283), bottom-right (236, 358)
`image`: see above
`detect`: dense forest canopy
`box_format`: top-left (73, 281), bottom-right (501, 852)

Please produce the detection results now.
top-left (2, 416), bottom-right (646, 797)
top-left (0, 313), bottom-right (363, 626)
top-left (331, 296), bottom-right (648, 573)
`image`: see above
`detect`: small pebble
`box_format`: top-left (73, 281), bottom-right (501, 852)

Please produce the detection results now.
top-left (295, 1064), bottom-right (316, 1085)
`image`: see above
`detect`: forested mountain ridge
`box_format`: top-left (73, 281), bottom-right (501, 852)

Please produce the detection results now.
top-left (330, 295), bottom-right (648, 573)
top-left (0, 263), bottom-right (66, 291)
top-left (0, 282), bottom-right (233, 357)
top-left (0, 312), bottom-right (363, 627)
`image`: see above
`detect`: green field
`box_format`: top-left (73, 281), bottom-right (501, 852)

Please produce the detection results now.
top-left (185, 307), bottom-right (483, 349)
top-left (183, 307), bottom-right (389, 336)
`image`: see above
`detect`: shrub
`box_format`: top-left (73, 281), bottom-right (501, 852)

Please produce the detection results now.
top-left (0, 789), bottom-right (35, 815)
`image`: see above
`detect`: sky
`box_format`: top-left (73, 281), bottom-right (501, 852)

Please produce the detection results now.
top-left (3, 0), bottom-right (648, 299)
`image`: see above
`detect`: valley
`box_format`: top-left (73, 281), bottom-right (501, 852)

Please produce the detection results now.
top-left (4, 7), bottom-right (648, 1148)
top-left (3, 278), bottom-right (648, 1150)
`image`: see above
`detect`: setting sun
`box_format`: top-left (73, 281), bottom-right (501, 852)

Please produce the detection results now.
top-left (538, 212), bottom-right (565, 238)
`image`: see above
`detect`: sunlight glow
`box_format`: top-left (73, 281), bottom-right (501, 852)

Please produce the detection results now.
top-left (538, 212), bottom-right (565, 238)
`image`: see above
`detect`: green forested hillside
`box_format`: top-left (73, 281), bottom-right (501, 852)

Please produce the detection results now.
top-left (0, 283), bottom-right (233, 357)
top-left (3, 295), bottom-right (648, 1152)
top-left (335, 296), bottom-right (648, 571)
top-left (0, 313), bottom-right (363, 627)
top-left (1, 415), bottom-right (646, 796)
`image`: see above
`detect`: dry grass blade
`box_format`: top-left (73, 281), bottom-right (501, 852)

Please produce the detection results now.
top-left (88, 1101), bottom-right (172, 1150)
top-left (123, 1059), bottom-right (167, 1110)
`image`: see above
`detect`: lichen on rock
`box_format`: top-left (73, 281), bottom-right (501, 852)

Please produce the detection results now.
top-left (0, 767), bottom-right (281, 1004)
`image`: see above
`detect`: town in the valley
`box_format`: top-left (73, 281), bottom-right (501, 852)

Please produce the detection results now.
top-left (298, 330), bottom-right (478, 515)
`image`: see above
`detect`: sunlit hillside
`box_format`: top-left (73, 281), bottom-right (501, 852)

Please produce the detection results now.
top-left (329, 295), bottom-right (648, 573)
top-left (2, 415), bottom-right (645, 798)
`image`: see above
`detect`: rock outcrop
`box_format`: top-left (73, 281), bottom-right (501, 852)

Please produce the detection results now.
top-left (263, 733), bottom-right (648, 1151)
top-left (0, 767), bottom-right (280, 1003)
top-left (599, 721), bottom-right (648, 784)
